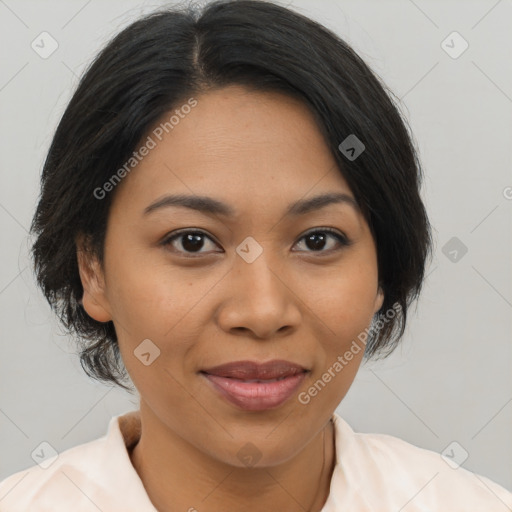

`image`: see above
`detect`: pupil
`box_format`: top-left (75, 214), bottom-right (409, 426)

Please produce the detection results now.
top-left (183, 233), bottom-right (204, 252)
top-left (307, 233), bottom-right (326, 251)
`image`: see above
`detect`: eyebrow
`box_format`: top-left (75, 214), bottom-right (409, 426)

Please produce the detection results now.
top-left (143, 192), bottom-right (359, 218)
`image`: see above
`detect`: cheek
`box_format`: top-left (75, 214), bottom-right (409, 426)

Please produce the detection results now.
top-left (298, 266), bottom-right (375, 412)
top-left (105, 255), bottom-right (211, 387)
top-left (104, 246), bottom-right (185, 334)
top-left (307, 252), bottom-right (379, 339)
top-left (300, 248), bottom-right (378, 400)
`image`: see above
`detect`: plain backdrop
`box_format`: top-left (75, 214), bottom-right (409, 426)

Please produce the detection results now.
top-left (0, 0), bottom-right (511, 490)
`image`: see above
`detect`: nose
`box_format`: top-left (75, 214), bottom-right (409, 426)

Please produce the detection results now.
top-left (215, 249), bottom-right (302, 340)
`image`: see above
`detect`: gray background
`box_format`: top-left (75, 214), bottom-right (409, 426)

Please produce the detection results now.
top-left (1, 0), bottom-right (511, 491)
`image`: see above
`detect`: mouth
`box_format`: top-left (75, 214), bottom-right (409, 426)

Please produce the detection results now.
top-left (200, 360), bottom-right (309, 411)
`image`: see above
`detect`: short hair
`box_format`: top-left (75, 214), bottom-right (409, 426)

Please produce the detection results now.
top-left (30, 0), bottom-right (433, 392)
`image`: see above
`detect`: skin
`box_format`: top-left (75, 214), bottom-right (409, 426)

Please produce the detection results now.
top-left (77, 85), bottom-right (384, 512)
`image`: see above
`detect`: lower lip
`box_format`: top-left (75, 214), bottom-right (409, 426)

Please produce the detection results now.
top-left (202, 372), bottom-right (307, 411)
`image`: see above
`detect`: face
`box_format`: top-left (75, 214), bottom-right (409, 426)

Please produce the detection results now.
top-left (77, 85), bottom-right (384, 467)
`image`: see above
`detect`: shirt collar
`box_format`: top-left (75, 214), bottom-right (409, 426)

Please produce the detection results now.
top-left (110, 409), bottom-right (349, 511)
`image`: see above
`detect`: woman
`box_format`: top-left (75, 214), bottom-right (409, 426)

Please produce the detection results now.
top-left (0, 0), bottom-right (510, 510)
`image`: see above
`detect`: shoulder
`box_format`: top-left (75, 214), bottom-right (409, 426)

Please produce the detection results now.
top-left (330, 413), bottom-right (512, 511)
top-left (0, 412), bottom-right (152, 512)
top-left (0, 433), bottom-right (112, 512)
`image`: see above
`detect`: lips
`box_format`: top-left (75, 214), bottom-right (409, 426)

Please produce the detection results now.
top-left (200, 360), bottom-right (309, 411)
top-left (201, 359), bottom-right (308, 380)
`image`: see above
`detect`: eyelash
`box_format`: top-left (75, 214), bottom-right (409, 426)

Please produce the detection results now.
top-left (160, 227), bottom-right (351, 258)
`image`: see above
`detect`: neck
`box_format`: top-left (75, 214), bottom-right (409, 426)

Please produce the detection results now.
top-left (130, 405), bottom-right (336, 512)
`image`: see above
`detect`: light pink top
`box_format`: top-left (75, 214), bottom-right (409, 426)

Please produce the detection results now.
top-left (0, 410), bottom-right (510, 511)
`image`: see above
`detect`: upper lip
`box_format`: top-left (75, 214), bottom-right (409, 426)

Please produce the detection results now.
top-left (201, 360), bottom-right (308, 380)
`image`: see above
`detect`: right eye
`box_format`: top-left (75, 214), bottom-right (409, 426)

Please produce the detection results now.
top-left (160, 229), bottom-right (223, 257)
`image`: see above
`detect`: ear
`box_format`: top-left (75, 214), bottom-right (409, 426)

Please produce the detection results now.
top-left (373, 285), bottom-right (384, 314)
top-left (75, 233), bottom-right (112, 323)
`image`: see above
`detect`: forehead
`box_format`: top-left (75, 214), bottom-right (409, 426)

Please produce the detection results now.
top-left (111, 85), bottom-right (352, 212)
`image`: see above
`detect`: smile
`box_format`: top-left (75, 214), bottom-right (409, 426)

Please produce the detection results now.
top-left (200, 359), bottom-right (309, 411)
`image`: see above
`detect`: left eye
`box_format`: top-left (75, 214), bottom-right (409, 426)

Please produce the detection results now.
top-left (161, 228), bottom-right (349, 256)
top-left (293, 228), bottom-right (350, 253)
